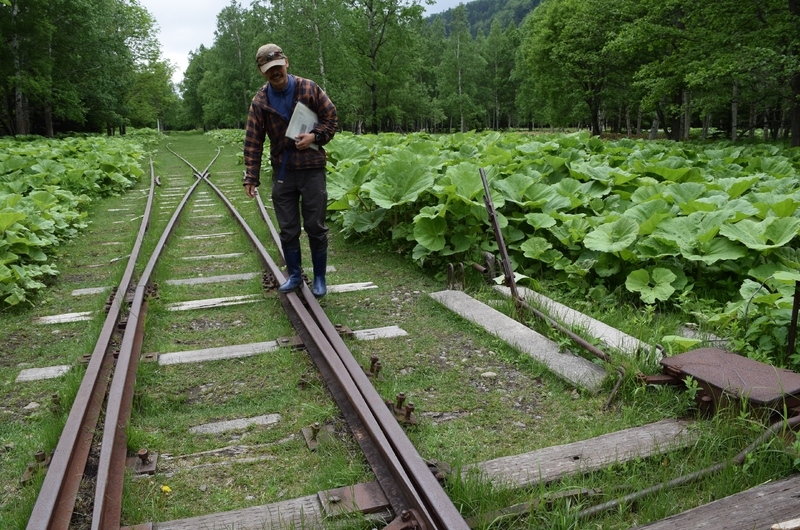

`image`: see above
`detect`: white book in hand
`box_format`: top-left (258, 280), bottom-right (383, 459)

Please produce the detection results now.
top-left (286, 102), bottom-right (319, 150)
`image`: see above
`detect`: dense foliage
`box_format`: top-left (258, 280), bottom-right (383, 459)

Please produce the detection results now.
top-left (321, 131), bottom-right (800, 366)
top-left (0, 0), bottom-right (177, 136)
top-left (4, 0), bottom-right (798, 144)
top-left (176, 0), bottom-right (799, 146)
top-left (0, 133), bottom-right (153, 306)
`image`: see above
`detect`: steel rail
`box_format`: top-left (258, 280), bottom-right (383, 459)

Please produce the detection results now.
top-left (92, 174), bottom-right (205, 529)
top-left (302, 279), bottom-right (468, 529)
top-left (166, 144), bottom-right (220, 179)
top-left (250, 188), bottom-right (409, 510)
top-left (208, 178), bottom-right (443, 525)
top-left (26, 160), bottom-right (157, 530)
top-left (246, 186), bottom-right (469, 529)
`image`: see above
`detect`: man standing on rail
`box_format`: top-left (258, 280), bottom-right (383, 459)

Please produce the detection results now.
top-left (243, 43), bottom-right (338, 298)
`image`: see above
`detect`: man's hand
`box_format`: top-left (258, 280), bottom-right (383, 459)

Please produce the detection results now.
top-left (244, 183), bottom-right (258, 198)
top-left (294, 132), bottom-right (315, 150)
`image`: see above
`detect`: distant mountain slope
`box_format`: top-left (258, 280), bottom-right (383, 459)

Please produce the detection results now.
top-left (428, 0), bottom-right (542, 35)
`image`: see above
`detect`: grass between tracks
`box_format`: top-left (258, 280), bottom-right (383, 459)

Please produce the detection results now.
top-left (1, 131), bottom-right (798, 529)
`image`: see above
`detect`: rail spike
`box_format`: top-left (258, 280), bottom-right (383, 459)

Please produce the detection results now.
top-left (382, 508), bottom-right (426, 530)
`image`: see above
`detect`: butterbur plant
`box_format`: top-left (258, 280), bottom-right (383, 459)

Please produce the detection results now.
top-left (0, 135), bottom-right (146, 306)
top-left (321, 131), bottom-right (800, 363)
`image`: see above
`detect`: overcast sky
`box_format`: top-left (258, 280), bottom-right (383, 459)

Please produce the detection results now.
top-left (138, 0), bottom-right (465, 85)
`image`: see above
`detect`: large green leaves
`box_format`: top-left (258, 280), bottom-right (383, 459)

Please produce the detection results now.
top-left (584, 218), bottom-right (639, 253)
top-left (362, 151), bottom-right (435, 209)
top-left (719, 217), bottom-right (800, 250)
top-left (324, 131), bottom-right (800, 311)
top-left (0, 135), bottom-right (146, 306)
top-left (626, 268), bottom-right (677, 304)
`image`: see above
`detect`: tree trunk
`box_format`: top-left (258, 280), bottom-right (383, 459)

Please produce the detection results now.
top-left (311, 0), bottom-right (327, 91)
top-left (702, 113), bottom-right (710, 140)
top-left (749, 104), bottom-right (757, 138)
top-left (782, 106), bottom-right (791, 139)
top-left (15, 88), bottom-right (28, 136)
top-left (45, 101), bottom-right (54, 138)
top-left (11, 0), bottom-right (27, 136)
top-left (683, 90), bottom-right (691, 140)
top-left (791, 72), bottom-right (800, 147)
top-left (589, 97), bottom-right (601, 136)
top-left (625, 105), bottom-right (631, 136)
top-left (636, 105), bottom-right (642, 136)
top-left (731, 80), bottom-right (739, 141)
top-left (790, 0), bottom-right (800, 146)
top-left (371, 81), bottom-right (378, 134)
top-left (770, 105), bottom-right (781, 140)
top-left (648, 113), bottom-right (659, 140)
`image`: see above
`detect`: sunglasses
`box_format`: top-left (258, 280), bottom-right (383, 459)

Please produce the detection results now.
top-left (257, 50), bottom-right (285, 66)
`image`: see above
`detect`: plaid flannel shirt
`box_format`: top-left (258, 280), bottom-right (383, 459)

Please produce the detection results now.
top-left (243, 75), bottom-right (338, 187)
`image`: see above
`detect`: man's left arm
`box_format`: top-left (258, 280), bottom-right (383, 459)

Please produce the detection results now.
top-left (310, 84), bottom-right (337, 146)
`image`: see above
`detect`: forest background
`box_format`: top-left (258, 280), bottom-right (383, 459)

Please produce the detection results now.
top-left (2, 0), bottom-right (799, 145)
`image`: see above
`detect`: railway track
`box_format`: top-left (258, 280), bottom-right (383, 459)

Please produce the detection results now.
top-left (23, 144), bottom-right (468, 530)
top-left (8, 135), bottom-right (800, 530)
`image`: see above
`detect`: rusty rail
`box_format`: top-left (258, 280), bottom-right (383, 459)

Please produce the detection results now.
top-left (209, 177), bottom-right (469, 529)
top-left (91, 173), bottom-right (205, 529)
top-left (165, 144), bottom-right (220, 179)
top-left (26, 160), bottom-right (157, 530)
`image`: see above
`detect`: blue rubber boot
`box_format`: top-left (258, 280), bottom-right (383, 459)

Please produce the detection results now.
top-left (311, 250), bottom-right (327, 298)
top-left (278, 248), bottom-right (303, 293)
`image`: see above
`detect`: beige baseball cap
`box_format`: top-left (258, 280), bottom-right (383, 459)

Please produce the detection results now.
top-left (256, 44), bottom-right (286, 73)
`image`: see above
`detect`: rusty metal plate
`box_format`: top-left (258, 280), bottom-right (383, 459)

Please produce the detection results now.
top-left (140, 352), bottom-right (158, 363)
top-left (276, 335), bottom-right (304, 349)
top-left (318, 481), bottom-right (390, 518)
top-left (125, 451), bottom-right (158, 475)
top-left (301, 423), bottom-right (334, 451)
top-left (660, 348), bottom-right (800, 406)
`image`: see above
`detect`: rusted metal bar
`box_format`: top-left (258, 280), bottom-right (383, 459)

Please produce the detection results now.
top-left (165, 145), bottom-right (219, 180)
top-left (788, 280), bottom-right (800, 363)
top-left (575, 414), bottom-right (800, 522)
top-left (306, 290), bottom-right (468, 528)
top-left (253, 187), bottom-right (285, 265)
top-left (27, 159), bottom-right (157, 530)
top-left (478, 167), bottom-right (617, 369)
top-left (92, 175), bottom-right (204, 530)
top-left (479, 168), bottom-right (520, 302)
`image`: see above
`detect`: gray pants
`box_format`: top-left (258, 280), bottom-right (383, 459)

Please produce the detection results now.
top-left (271, 167), bottom-right (328, 253)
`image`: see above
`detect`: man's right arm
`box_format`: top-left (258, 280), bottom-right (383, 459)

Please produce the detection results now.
top-left (243, 100), bottom-right (266, 190)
